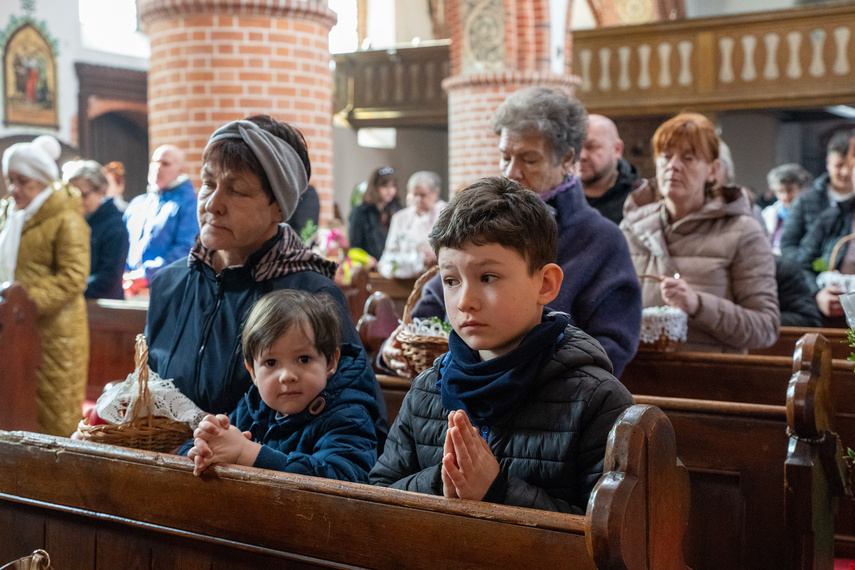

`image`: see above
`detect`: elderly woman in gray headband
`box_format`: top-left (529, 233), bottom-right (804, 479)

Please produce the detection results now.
top-left (144, 115), bottom-right (388, 448)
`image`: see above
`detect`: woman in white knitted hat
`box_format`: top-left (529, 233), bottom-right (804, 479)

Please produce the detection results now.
top-left (1, 135), bottom-right (90, 436)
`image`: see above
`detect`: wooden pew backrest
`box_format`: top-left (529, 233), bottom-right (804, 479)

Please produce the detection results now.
top-left (628, 333), bottom-right (846, 569)
top-left (0, 283), bottom-right (39, 431)
top-left (750, 326), bottom-right (850, 360)
top-left (0, 404), bottom-right (688, 569)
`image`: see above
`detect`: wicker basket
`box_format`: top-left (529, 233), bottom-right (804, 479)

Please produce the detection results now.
top-left (76, 334), bottom-right (192, 452)
top-left (395, 265), bottom-right (449, 378)
top-left (637, 333), bottom-right (680, 352)
top-left (815, 233), bottom-right (855, 293)
top-left (638, 306), bottom-right (687, 352)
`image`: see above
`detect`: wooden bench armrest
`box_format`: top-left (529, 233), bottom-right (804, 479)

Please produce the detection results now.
top-left (586, 404), bottom-right (690, 569)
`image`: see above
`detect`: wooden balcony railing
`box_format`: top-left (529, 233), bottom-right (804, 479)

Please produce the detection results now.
top-left (331, 4), bottom-right (855, 126)
top-left (572, 3), bottom-right (855, 116)
top-left (333, 41), bottom-right (451, 129)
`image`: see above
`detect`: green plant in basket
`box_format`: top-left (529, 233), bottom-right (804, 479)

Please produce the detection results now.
top-left (428, 316), bottom-right (453, 335)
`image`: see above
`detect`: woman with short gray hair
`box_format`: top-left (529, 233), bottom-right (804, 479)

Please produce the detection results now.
top-left (64, 159), bottom-right (129, 300)
top-left (377, 170), bottom-right (445, 278)
top-left (383, 86), bottom-right (641, 378)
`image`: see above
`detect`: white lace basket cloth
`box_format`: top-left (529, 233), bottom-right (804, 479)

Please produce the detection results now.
top-left (96, 368), bottom-right (207, 430)
top-left (816, 233), bottom-right (855, 293)
top-left (640, 306), bottom-right (688, 345)
top-left (76, 334), bottom-right (204, 453)
top-left (816, 271), bottom-right (855, 294)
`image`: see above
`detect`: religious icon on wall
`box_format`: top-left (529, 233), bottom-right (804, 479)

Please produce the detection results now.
top-left (3, 22), bottom-right (58, 128)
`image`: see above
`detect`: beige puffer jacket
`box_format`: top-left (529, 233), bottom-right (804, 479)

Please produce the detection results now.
top-left (0, 182), bottom-right (90, 435)
top-left (620, 183), bottom-right (779, 353)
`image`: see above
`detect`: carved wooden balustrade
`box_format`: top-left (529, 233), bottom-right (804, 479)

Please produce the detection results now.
top-left (331, 4), bottom-right (855, 128)
top-left (333, 41), bottom-right (451, 128)
top-left (572, 3), bottom-right (855, 116)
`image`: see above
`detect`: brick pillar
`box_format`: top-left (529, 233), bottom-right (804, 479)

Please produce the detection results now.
top-left (443, 0), bottom-right (580, 193)
top-left (139, 0), bottom-right (337, 222)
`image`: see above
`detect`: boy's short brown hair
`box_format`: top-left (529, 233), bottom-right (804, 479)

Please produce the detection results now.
top-left (242, 290), bottom-right (341, 366)
top-left (428, 176), bottom-right (557, 274)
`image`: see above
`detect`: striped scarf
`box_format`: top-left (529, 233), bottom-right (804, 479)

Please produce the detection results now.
top-left (190, 224), bottom-right (337, 282)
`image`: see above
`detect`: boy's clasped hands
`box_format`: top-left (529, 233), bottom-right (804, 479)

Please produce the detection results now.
top-left (441, 410), bottom-right (499, 500)
top-left (188, 413), bottom-right (262, 476)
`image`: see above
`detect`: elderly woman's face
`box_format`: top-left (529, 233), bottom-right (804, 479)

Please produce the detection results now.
top-left (498, 129), bottom-right (571, 193)
top-left (197, 162), bottom-right (283, 268)
top-left (69, 176), bottom-right (104, 215)
top-left (412, 183), bottom-right (438, 214)
top-left (655, 142), bottom-right (717, 215)
top-left (5, 171), bottom-right (47, 209)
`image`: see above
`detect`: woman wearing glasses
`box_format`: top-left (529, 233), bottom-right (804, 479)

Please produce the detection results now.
top-left (349, 166), bottom-right (404, 260)
top-left (0, 136), bottom-right (90, 436)
top-left (620, 113), bottom-right (779, 352)
top-left (64, 160), bottom-right (130, 300)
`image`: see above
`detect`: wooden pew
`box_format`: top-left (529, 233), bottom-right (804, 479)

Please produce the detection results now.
top-left (0, 282), bottom-right (40, 432)
top-left (378, 333), bottom-right (846, 569)
top-left (749, 326), bottom-right (850, 360)
top-left (86, 298), bottom-right (147, 401)
top-left (623, 335), bottom-right (855, 561)
top-left (368, 271), bottom-right (417, 317)
top-left (0, 404), bottom-right (689, 569)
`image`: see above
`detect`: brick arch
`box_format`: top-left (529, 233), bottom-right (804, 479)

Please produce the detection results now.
top-left (584, 0), bottom-right (685, 27)
top-left (86, 98), bottom-right (147, 125)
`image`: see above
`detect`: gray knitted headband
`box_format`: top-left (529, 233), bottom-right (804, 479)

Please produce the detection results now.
top-left (206, 120), bottom-right (308, 221)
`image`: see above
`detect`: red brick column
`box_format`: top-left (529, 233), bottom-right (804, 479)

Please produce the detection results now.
top-left (139, 0), bottom-right (337, 222)
top-left (443, 0), bottom-right (579, 193)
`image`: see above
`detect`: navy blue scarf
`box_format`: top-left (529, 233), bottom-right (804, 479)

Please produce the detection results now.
top-left (437, 311), bottom-right (570, 425)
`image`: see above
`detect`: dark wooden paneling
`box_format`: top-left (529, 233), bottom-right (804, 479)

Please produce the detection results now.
top-left (89, 112), bottom-right (149, 202)
top-left (86, 299), bottom-right (148, 401)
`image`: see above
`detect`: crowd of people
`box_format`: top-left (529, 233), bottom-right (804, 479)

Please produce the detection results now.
top-left (1, 84), bottom-right (853, 515)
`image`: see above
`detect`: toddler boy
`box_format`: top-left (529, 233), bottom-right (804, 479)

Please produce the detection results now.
top-left (184, 289), bottom-right (378, 482)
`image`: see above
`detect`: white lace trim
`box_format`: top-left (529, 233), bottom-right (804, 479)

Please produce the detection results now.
top-left (405, 317), bottom-right (450, 338)
top-left (640, 306), bottom-right (688, 344)
top-left (95, 368), bottom-right (207, 430)
top-left (816, 270), bottom-right (855, 293)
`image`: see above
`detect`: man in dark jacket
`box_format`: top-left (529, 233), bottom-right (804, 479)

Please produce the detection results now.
top-left (780, 130), bottom-right (853, 259)
top-left (775, 254), bottom-right (822, 327)
top-left (580, 114), bottom-right (640, 225)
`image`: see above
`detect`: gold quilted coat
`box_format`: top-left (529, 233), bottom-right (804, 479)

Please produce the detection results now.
top-left (0, 182), bottom-right (91, 436)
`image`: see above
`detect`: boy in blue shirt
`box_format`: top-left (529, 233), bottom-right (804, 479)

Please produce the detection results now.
top-left (184, 289), bottom-right (378, 482)
top-left (370, 177), bottom-right (634, 513)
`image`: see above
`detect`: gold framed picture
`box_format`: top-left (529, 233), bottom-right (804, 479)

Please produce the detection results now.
top-left (3, 22), bottom-right (58, 128)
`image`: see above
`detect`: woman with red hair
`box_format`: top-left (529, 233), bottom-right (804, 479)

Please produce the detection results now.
top-left (620, 112), bottom-right (779, 352)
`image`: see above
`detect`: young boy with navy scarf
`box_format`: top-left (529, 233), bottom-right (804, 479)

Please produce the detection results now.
top-left (369, 176), bottom-right (635, 514)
